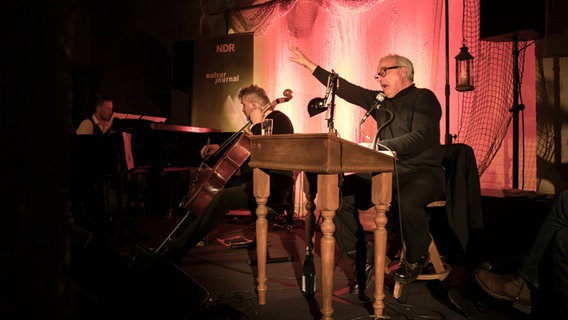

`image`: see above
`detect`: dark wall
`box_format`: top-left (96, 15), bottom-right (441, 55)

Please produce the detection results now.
top-left (535, 0), bottom-right (568, 194)
top-left (70, 0), bottom-right (225, 129)
top-left (1, 2), bottom-right (73, 318)
top-left (0, 1), bottom-right (219, 318)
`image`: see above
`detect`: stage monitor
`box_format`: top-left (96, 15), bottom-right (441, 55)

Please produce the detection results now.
top-left (480, 0), bottom-right (545, 42)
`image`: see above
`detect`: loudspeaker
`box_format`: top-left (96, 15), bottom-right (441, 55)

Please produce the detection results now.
top-left (128, 246), bottom-right (209, 301)
top-left (68, 225), bottom-right (129, 297)
top-left (172, 40), bottom-right (194, 92)
top-left (480, 0), bottom-right (545, 41)
top-left (68, 226), bottom-right (210, 319)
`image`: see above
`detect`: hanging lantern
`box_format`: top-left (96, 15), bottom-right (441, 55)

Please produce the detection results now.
top-left (455, 44), bottom-right (474, 92)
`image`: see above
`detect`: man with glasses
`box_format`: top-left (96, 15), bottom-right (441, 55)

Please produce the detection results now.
top-left (289, 47), bottom-right (445, 297)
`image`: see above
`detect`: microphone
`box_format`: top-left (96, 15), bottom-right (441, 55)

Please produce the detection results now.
top-left (359, 91), bottom-right (385, 125)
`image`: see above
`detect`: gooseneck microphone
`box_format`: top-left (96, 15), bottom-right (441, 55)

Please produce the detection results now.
top-left (359, 91), bottom-right (386, 125)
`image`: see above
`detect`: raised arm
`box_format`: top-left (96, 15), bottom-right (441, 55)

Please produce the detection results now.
top-left (289, 46), bottom-right (318, 73)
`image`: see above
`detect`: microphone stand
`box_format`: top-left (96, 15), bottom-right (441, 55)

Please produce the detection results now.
top-left (372, 109), bottom-right (394, 151)
top-left (510, 36), bottom-right (524, 189)
top-left (372, 129), bottom-right (379, 151)
top-left (326, 72), bottom-right (339, 133)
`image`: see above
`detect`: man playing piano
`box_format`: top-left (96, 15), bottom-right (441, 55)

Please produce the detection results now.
top-left (71, 95), bottom-right (122, 230)
top-left (76, 95), bottom-right (114, 135)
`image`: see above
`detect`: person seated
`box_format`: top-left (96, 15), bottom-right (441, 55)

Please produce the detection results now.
top-left (76, 95), bottom-right (114, 135)
top-left (289, 47), bottom-right (445, 296)
top-left (159, 84), bottom-right (295, 263)
top-left (474, 189), bottom-right (568, 315)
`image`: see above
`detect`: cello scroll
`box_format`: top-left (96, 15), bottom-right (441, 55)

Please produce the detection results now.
top-left (262, 89), bottom-right (293, 113)
top-left (269, 89), bottom-right (293, 109)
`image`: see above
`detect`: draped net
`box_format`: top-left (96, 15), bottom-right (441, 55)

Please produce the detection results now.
top-left (224, 0), bottom-right (537, 188)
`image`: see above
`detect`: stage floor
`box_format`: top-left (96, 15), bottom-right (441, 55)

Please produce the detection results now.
top-left (68, 206), bottom-right (536, 320)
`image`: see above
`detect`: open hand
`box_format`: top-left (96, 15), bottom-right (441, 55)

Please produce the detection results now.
top-left (289, 46), bottom-right (317, 72)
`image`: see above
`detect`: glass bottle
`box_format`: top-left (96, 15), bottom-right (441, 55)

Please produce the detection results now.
top-left (301, 246), bottom-right (316, 296)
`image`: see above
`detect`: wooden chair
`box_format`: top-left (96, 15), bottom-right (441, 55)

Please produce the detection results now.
top-left (392, 200), bottom-right (452, 300)
top-left (388, 143), bottom-right (481, 300)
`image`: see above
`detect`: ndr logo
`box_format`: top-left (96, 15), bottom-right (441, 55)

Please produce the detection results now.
top-left (216, 43), bottom-right (235, 53)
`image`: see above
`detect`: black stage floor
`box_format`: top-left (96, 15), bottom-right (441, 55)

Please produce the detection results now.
top-left (68, 206), bottom-right (537, 320)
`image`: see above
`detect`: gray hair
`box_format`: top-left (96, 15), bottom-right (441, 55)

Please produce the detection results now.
top-left (380, 55), bottom-right (414, 81)
top-left (238, 84), bottom-right (270, 106)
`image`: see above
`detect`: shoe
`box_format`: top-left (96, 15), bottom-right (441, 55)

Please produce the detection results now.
top-left (346, 248), bottom-right (373, 295)
top-left (474, 269), bottom-right (531, 314)
top-left (347, 253), bottom-right (392, 296)
top-left (393, 254), bottom-right (429, 283)
top-left (349, 262), bottom-right (375, 294)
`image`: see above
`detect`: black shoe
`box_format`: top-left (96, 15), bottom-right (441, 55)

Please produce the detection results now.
top-left (393, 254), bottom-right (429, 284)
top-left (347, 249), bottom-right (375, 297)
top-left (349, 262), bottom-right (375, 294)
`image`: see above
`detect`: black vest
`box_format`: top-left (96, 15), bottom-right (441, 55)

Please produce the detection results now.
top-left (89, 118), bottom-right (104, 135)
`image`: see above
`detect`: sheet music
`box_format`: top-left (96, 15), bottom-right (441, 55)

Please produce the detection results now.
top-left (111, 112), bottom-right (167, 124)
top-left (357, 142), bottom-right (395, 158)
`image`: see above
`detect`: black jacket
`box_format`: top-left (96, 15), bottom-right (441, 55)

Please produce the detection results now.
top-left (313, 66), bottom-right (444, 178)
top-left (443, 143), bottom-right (484, 251)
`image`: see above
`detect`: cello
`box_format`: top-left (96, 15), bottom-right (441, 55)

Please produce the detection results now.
top-left (154, 89), bottom-right (293, 254)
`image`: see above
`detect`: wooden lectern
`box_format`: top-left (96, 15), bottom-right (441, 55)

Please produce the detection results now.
top-left (248, 133), bottom-right (394, 320)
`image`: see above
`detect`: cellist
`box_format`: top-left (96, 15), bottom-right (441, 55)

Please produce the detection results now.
top-left (160, 84), bottom-right (295, 264)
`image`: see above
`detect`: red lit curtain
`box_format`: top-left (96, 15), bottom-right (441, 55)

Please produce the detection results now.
top-left (226, 0), bottom-right (538, 190)
top-left (227, 0), bottom-right (450, 144)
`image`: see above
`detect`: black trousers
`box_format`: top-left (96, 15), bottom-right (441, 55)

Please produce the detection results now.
top-left (334, 170), bottom-right (444, 263)
top-left (168, 177), bottom-right (294, 254)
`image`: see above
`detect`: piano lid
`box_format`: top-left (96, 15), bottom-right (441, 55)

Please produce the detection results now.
top-left (109, 118), bottom-right (220, 133)
top-left (148, 123), bottom-right (220, 133)
top-left (111, 112), bottom-right (167, 124)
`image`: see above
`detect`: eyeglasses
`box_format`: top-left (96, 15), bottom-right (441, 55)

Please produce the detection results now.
top-left (374, 66), bottom-right (402, 79)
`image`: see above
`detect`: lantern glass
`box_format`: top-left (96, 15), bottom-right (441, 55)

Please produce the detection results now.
top-left (455, 45), bottom-right (474, 92)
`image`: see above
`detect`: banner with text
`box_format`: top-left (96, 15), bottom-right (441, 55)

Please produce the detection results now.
top-left (191, 33), bottom-right (253, 131)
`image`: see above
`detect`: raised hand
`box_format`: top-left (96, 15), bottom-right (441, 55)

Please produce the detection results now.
top-left (289, 46), bottom-right (318, 73)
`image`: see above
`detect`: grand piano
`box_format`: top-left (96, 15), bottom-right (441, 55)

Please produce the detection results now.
top-left (70, 118), bottom-right (234, 229)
